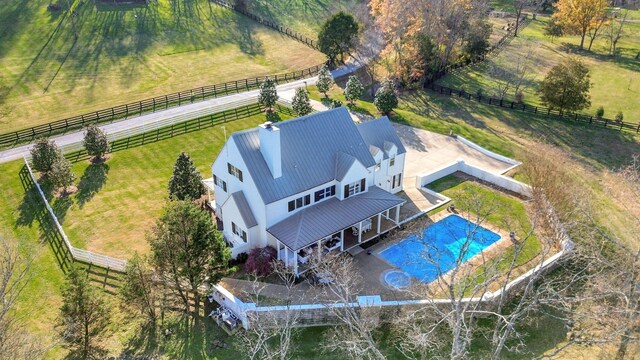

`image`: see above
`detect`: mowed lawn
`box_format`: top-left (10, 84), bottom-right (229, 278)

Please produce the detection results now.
top-left (437, 15), bottom-right (640, 121)
top-left (242, 0), bottom-right (363, 38)
top-left (52, 111), bottom-right (294, 259)
top-left (0, 0), bottom-right (325, 132)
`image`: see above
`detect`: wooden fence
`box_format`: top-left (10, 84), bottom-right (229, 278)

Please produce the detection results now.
top-left (0, 63), bottom-right (324, 148)
top-left (426, 82), bottom-right (640, 133)
top-left (210, 0), bottom-right (319, 50)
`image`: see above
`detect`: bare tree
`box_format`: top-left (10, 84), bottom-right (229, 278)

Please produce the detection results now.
top-left (586, 12), bottom-right (609, 51)
top-left (489, 47), bottom-right (534, 101)
top-left (238, 261), bottom-right (300, 360)
top-left (605, 10), bottom-right (628, 55)
top-left (311, 253), bottom-right (385, 360)
top-left (352, 3), bottom-right (385, 97)
top-left (0, 237), bottom-right (48, 359)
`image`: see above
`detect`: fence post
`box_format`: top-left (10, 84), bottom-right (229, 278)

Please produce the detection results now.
top-left (604, 119), bottom-right (608, 128)
top-left (589, 116), bottom-right (592, 124)
top-left (637, 123), bottom-right (640, 133)
top-left (112, 108), bottom-right (115, 119)
top-left (139, 101), bottom-right (143, 115)
top-left (245, 79), bottom-right (249, 91)
top-left (165, 95), bottom-right (169, 109)
top-left (178, 93), bottom-right (181, 105)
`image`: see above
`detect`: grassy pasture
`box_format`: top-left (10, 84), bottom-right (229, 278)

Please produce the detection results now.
top-left (437, 15), bottom-right (640, 121)
top-left (0, 0), bottom-right (324, 133)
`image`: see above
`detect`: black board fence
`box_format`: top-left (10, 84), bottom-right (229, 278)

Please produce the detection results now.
top-left (210, 0), bottom-right (319, 50)
top-left (0, 63), bottom-right (324, 148)
top-left (427, 82), bottom-right (640, 133)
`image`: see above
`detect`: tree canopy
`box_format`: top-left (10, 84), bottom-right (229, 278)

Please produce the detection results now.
top-left (82, 126), bottom-right (109, 160)
top-left (49, 156), bottom-right (75, 192)
top-left (258, 78), bottom-right (278, 113)
top-left (539, 57), bottom-right (591, 112)
top-left (292, 88), bottom-right (313, 116)
top-left (374, 79), bottom-right (398, 114)
top-left (168, 152), bottom-right (206, 201)
top-left (344, 76), bottom-right (364, 106)
top-left (30, 138), bottom-right (61, 174)
top-left (318, 12), bottom-right (359, 64)
top-left (316, 65), bottom-right (334, 97)
top-left (553, 0), bottom-right (608, 50)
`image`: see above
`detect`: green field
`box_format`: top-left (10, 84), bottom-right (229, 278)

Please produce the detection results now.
top-left (437, 15), bottom-right (640, 121)
top-left (0, 0), bottom-right (325, 133)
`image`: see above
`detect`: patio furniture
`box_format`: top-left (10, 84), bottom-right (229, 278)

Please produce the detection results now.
top-left (323, 236), bottom-right (341, 252)
top-left (352, 218), bottom-right (372, 235)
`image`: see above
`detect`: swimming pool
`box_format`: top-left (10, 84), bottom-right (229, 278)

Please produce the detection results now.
top-left (380, 215), bottom-right (501, 283)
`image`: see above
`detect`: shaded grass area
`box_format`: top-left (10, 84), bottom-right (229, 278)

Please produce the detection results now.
top-left (0, 0), bottom-right (324, 132)
top-left (436, 15), bottom-right (640, 121)
top-left (427, 174), bottom-right (542, 269)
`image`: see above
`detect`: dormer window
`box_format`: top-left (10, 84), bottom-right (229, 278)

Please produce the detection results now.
top-left (375, 161), bottom-right (381, 171)
top-left (390, 157), bottom-right (395, 167)
top-left (344, 178), bottom-right (366, 198)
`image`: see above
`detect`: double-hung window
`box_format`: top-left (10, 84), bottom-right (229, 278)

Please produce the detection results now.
top-left (392, 173), bottom-right (402, 189)
top-left (314, 185), bottom-right (336, 202)
top-left (288, 194), bottom-right (311, 212)
top-left (231, 222), bottom-right (247, 243)
top-left (343, 178), bottom-right (366, 198)
top-left (227, 163), bottom-right (243, 182)
top-left (390, 157), bottom-right (396, 167)
top-left (213, 175), bottom-right (227, 192)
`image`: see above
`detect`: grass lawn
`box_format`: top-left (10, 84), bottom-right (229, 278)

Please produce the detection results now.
top-left (241, 0), bottom-right (363, 39)
top-left (0, 0), bottom-right (325, 133)
top-left (47, 108), bottom-right (292, 259)
top-left (436, 15), bottom-right (640, 121)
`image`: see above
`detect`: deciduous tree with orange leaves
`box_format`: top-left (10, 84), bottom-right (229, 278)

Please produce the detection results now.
top-left (553, 0), bottom-right (609, 50)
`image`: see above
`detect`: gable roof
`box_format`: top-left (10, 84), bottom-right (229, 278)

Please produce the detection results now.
top-left (357, 117), bottom-right (407, 159)
top-left (267, 186), bottom-right (406, 251)
top-left (334, 152), bottom-right (359, 181)
top-left (228, 192), bottom-right (258, 228)
top-left (231, 107), bottom-right (376, 204)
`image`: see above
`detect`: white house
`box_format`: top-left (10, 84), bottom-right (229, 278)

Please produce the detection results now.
top-left (206, 107), bottom-right (407, 275)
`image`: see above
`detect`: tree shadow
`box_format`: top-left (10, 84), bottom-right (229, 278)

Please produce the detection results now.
top-left (64, 346), bottom-right (109, 360)
top-left (76, 162), bottom-right (110, 208)
top-left (558, 42), bottom-right (640, 73)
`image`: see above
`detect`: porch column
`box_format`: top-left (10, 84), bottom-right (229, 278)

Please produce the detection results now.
top-left (317, 240), bottom-right (322, 258)
top-left (207, 188), bottom-right (212, 203)
top-left (294, 252), bottom-right (299, 275)
top-left (277, 241), bottom-right (281, 261)
top-left (340, 229), bottom-right (345, 251)
top-left (284, 246), bottom-right (289, 267)
top-left (395, 205), bottom-right (401, 225)
top-left (358, 221), bottom-right (363, 243)
top-left (377, 213), bottom-right (382, 234)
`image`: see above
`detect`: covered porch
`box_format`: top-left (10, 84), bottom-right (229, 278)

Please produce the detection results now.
top-left (268, 186), bottom-right (405, 276)
top-left (202, 177), bottom-right (216, 211)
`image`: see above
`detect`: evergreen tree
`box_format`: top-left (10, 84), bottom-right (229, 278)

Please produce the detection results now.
top-left (374, 79), bottom-right (398, 114)
top-left (318, 12), bottom-right (359, 64)
top-left (82, 125), bottom-right (109, 160)
top-left (121, 253), bottom-right (159, 323)
top-left (60, 267), bottom-right (110, 358)
top-left (539, 57), bottom-right (591, 113)
top-left (291, 88), bottom-right (313, 116)
top-left (49, 156), bottom-right (75, 193)
top-left (168, 152), bottom-right (206, 201)
top-left (149, 201), bottom-right (231, 316)
top-left (316, 65), bottom-right (334, 97)
top-left (258, 78), bottom-right (278, 113)
top-left (30, 138), bottom-right (61, 174)
top-left (344, 76), bottom-right (364, 106)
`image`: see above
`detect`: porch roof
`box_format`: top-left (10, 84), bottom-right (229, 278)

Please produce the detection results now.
top-left (267, 186), bottom-right (405, 252)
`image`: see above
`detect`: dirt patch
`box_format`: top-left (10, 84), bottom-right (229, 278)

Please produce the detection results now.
top-left (54, 185), bottom-right (78, 198)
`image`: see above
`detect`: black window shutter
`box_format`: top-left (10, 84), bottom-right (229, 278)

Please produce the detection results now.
top-left (344, 184), bottom-right (350, 198)
top-left (223, 181), bottom-right (227, 192)
top-left (305, 194), bottom-right (310, 205)
top-left (315, 191), bottom-right (321, 202)
top-left (397, 173), bottom-right (401, 187)
top-left (288, 201), bottom-right (295, 212)
top-left (238, 170), bottom-right (243, 182)
top-left (213, 174), bottom-right (218, 184)
top-left (331, 185), bottom-right (336, 196)
top-left (360, 178), bottom-right (366, 191)
top-left (227, 163), bottom-right (232, 174)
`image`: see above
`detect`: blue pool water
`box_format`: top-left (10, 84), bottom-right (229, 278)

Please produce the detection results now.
top-left (380, 215), bottom-right (501, 283)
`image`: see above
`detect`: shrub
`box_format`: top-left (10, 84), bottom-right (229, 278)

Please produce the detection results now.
top-left (245, 246), bottom-right (277, 276)
top-left (596, 106), bottom-right (605, 119)
top-left (292, 87), bottom-right (313, 116)
top-left (258, 78), bottom-right (278, 113)
top-left (316, 65), bottom-right (334, 97)
top-left (330, 99), bottom-right (343, 108)
top-left (615, 111), bottom-right (624, 122)
top-left (476, 88), bottom-right (484, 98)
top-left (344, 75), bottom-right (363, 105)
top-left (374, 79), bottom-right (398, 114)
top-left (49, 156), bottom-right (76, 192)
top-left (236, 252), bottom-right (249, 264)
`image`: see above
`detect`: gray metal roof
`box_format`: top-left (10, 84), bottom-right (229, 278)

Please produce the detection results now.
top-left (357, 117), bottom-right (407, 159)
top-left (267, 186), bottom-right (406, 251)
top-left (231, 107), bottom-right (376, 204)
top-left (334, 152), bottom-right (358, 181)
top-left (230, 191), bottom-right (258, 228)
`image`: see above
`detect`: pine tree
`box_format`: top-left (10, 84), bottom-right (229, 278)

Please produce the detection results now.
top-left (168, 152), bottom-right (206, 201)
top-left (373, 79), bottom-right (398, 114)
top-left (60, 267), bottom-right (110, 358)
top-left (30, 138), bottom-right (62, 174)
top-left (316, 65), bottom-right (334, 97)
top-left (49, 156), bottom-right (76, 193)
top-left (344, 75), bottom-right (364, 106)
top-left (292, 88), bottom-right (314, 116)
top-left (258, 78), bottom-right (278, 113)
top-left (82, 125), bottom-right (110, 160)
